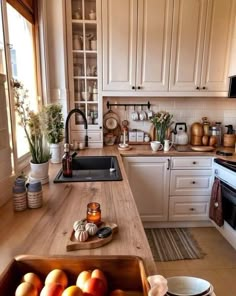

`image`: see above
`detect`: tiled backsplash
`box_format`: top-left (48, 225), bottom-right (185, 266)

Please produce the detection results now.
top-left (103, 97), bottom-right (236, 137)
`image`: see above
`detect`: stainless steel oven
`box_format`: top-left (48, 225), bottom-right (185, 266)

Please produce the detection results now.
top-left (214, 158), bottom-right (236, 229)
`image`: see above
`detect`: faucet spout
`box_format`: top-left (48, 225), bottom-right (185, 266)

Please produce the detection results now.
top-left (65, 108), bottom-right (88, 147)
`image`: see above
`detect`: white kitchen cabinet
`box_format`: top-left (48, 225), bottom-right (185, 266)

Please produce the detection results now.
top-left (123, 157), bottom-right (170, 221)
top-left (65, 0), bottom-right (103, 147)
top-left (169, 157), bottom-right (213, 221)
top-left (169, 0), bottom-right (236, 95)
top-left (102, 0), bottom-right (173, 94)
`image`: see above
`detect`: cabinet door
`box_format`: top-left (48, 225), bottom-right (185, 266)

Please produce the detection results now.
top-left (169, 0), bottom-right (207, 91)
top-left (201, 0), bottom-right (236, 92)
top-left (66, 0), bottom-right (103, 147)
top-left (124, 157), bottom-right (170, 221)
top-left (136, 0), bottom-right (173, 91)
top-left (102, 0), bottom-right (137, 91)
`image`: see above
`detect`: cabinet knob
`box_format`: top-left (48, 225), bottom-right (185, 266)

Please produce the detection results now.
top-left (132, 86), bottom-right (135, 90)
top-left (137, 86), bottom-right (141, 90)
top-left (192, 181), bottom-right (196, 184)
top-left (202, 86), bottom-right (206, 90)
top-left (196, 86), bottom-right (200, 90)
top-left (192, 161), bottom-right (197, 164)
top-left (189, 208), bottom-right (196, 211)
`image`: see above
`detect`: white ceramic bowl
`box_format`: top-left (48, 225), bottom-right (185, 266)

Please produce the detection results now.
top-left (167, 276), bottom-right (211, 296)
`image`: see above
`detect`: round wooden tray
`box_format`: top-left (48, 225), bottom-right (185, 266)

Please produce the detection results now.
top-left (190, 146), bottom-right (215, 152)
top-left (66, 221), bottom-right (118, 251)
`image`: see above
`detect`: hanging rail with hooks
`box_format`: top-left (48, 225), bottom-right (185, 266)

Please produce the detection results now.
top-left (106, 101), bottom-right (151, 110)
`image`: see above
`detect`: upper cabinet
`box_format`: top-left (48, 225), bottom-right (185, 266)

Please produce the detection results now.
top-left (102, 0), bottom-right (174, 94)
top-left (102, 0), bottom-right (235, 97)
top-left (169, 0), bottom-right (236, 94)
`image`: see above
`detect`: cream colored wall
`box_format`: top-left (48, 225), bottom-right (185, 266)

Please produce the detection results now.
top-left (103, 97), bottom-right (236, 137)
top-left (229, 15), bottom-right (236, 76)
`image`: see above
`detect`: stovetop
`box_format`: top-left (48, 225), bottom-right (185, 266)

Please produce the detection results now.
top-left (214, 158), bottom-right (236, 172)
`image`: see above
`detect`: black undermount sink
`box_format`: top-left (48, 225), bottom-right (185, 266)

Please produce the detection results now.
top-left (54, 156), bottom-right (123, 183)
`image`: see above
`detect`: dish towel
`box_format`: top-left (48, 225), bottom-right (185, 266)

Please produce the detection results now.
top-left (209, 178), bottom-right (224, 227)
top-left (147, 275), bottom-right (168, 296)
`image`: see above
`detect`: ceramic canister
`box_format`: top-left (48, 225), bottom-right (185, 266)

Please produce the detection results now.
top-left (12, 178), bottom-right (27, 211)
top-left (27, 181), bottom-right (43, 209)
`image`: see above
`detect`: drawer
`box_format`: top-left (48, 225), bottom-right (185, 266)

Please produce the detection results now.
top-left (169, 196), bottom-right (210, 221)
top-left (170, 170), bottom-right (213, 196)
top-left (171, 157), bottom-right (213, 169)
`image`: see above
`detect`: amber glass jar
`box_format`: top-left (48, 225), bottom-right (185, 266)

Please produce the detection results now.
top-left (87, 202), bottom-right (101, 224)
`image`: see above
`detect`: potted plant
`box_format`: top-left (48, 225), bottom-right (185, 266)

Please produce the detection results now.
top-left (43, 104), bottom-right (64, 163)
top-left (13, 80), bottom-right (51, 184)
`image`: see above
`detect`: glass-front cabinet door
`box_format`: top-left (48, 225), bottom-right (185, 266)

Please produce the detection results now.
top-left (66, 0), bottom-right (102, 148)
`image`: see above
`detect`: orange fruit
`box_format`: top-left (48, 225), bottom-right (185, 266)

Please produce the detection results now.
top-left (45, 269), bottom-right (68, 288)
top-left (76, 270), bottom-right (91, 290)
top-left (22, 272), bottom-right (43, 292)
top-left (62, 285), bottom-right (83, 296)
top-left (15, 282), bottom-right (38, 296)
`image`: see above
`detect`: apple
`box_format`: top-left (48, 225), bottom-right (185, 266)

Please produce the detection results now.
top-left (15, 282), bottom-right (38, 296)
top-left (40, 282), bottom-right (64, 296)
top-left (45, 269), bottom-right (68, 288)
top-left (83, 278), bottom-right (106, 296)
top-left (76, 270), bottom-right (92, 290)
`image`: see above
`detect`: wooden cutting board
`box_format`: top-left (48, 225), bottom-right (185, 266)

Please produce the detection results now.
top-left (66, 221), bottom-right (118, 251)
top-left (191, 146), bottom-right (215, 152)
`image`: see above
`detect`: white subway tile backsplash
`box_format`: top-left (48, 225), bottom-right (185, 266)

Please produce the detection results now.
top-left (103, 97), bottom-right (236, 135)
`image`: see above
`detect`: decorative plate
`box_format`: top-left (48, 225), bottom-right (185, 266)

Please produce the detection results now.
top-left (104, 117), bottom-right (118, 130)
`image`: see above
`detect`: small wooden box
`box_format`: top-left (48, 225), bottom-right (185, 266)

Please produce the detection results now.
top-left (0, 255), bottom-right (149, 296)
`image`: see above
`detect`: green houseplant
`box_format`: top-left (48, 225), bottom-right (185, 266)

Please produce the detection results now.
top-left (43, 104), bottom-right (64, 163)
top-left (13, 80), bottom-right (51, 183)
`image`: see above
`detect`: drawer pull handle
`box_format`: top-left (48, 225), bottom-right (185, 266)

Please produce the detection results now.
top-left (189, 208), bottom-right (195, 211)
top-left (192, 161), bottom-right (197, 164)
top-left (192, 181), bottom-right (196, 184)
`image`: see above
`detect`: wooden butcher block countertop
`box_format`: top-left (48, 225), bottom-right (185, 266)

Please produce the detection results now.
top-left (0, 146), bottom-right (156, 276)
top-left (0, 144), bottom-right (235, 276)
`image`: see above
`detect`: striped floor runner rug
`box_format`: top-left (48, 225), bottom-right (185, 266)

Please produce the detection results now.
top-left (145, 228), bottom-right (205, 262)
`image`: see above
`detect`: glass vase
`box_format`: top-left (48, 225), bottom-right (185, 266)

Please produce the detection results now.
top-left (156, 128), bottom-right (166, 145)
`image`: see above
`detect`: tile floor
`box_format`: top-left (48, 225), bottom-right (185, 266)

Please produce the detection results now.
top-left (154, 227), bottom-right (236, 296)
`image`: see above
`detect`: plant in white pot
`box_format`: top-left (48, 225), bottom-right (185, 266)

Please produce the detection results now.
top-left (43, 104), bottom-right (64, 163)
top-left (13, 80), bottom-right (51, 184)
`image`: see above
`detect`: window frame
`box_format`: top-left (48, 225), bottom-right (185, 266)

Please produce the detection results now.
top-left (2, 0), bottom-right (43, 174)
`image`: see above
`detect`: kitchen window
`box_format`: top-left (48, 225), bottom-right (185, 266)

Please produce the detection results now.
top-left (1, 0), bottom-right (41, 173)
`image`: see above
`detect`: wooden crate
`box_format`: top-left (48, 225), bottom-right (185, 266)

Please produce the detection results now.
top-left (0, 255), bottom-right (149, 296)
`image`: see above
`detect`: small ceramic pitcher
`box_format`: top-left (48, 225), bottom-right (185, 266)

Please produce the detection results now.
top-left (163, 139), bottom-right (173, 152)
